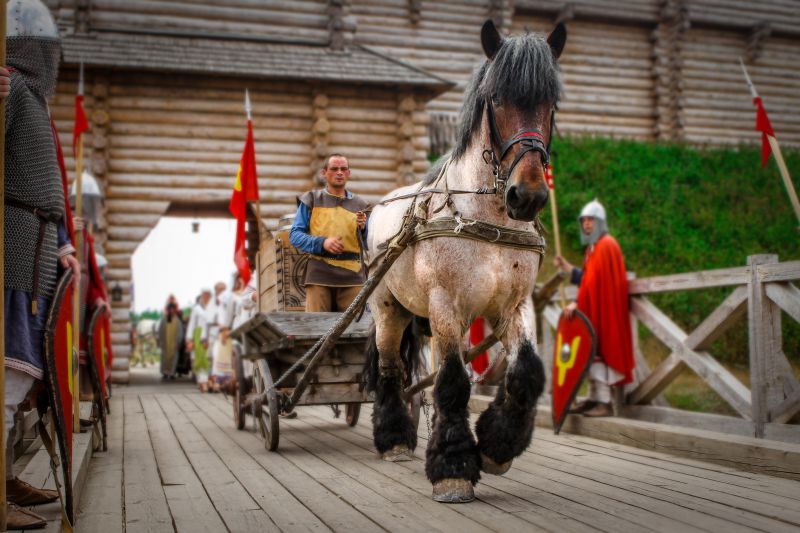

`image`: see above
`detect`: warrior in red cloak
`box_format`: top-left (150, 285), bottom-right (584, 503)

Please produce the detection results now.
top-left (555, 199), bottom-right (634, 417)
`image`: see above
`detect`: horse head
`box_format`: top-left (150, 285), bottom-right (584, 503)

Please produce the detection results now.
top-left (476, 20), bottom-right (566, 221)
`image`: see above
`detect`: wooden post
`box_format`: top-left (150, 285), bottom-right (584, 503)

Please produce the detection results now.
top-left (747, 254), bottom-right (782, 438)
top-left (0, 2), bottom-right (8, 528)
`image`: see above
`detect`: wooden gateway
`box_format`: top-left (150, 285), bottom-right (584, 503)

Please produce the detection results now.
top-left (230, 224), bottom-right (421, 451)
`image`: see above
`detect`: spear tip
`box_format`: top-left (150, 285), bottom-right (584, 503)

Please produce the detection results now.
top-left (78, 61), bottom-right (84, 96)
top-left (244, 89), bottom-right (252, 121)
top-left (738, 57), bottom-right (758, 99)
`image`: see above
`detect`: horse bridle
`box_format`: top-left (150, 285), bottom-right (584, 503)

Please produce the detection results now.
top-left (482, 97), bottom-right (555, 197)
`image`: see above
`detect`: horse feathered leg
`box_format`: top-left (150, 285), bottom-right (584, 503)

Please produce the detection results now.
top-left (368, 283), bottom-right (417, 461)
top-left (425, 291), bottom-right (480, 503)
top-left (426, 350), bottom-right (481, 502)
top-left (475, 298), bottom-right (545, 475)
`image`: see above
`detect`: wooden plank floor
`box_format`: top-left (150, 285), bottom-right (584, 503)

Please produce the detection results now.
top-left (77, 369), bottom-right (800, 533)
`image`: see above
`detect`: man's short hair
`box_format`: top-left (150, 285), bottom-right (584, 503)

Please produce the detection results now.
top-left (323, 153), bottom-right (347, 169)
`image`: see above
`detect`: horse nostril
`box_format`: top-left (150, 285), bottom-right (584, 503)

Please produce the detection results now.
top-left (506, 186), bottom-right (522, 208)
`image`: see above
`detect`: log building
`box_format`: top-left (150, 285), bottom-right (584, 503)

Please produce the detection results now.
top-left (41, 0), bottom-right (800, 382)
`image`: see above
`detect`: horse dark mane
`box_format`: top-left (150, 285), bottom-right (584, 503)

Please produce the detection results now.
top-left (424, 30), bottom-right (562, 185)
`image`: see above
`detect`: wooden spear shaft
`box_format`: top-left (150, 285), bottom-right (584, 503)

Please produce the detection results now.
top-left (72, 90), bottom-right (84, 432)
top-left (548, 170), bottom-right (567, 309)
top-left (766, 135), bottom-right (800, 227)
top-left (0, 3), bottom-right (8, 528)
top-left (739, 59), bottom-right (800, 227)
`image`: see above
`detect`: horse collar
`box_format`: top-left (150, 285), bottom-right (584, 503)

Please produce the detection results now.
top-left (484, 98), bottom-right (553, 198)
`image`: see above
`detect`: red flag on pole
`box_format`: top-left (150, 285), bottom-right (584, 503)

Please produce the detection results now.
top-left (753, 96), bottom-right (775, 168)
top-left (544, 163), bottom-right (555, 190)
top-left (229, 119), bottom-right (260, 285)
top-left (72, 94), bottom-right (89, 159)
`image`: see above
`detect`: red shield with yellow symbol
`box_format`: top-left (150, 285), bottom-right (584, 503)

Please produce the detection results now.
top-left (87, 307), bottom-right (110, 450)
top-left (551, 309), bottom-right (596, 435)
top-left (43, 271), bottom-right (76, 527)
top-left (88, 307), bottom-right (109, 401)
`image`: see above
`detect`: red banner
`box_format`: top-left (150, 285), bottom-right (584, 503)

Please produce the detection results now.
top-left (229, 120), bottom-right (260, 284)
top-left (753, 96), bottom-right (775, 168)
top-left (73, 94), bottom-right (89, 158)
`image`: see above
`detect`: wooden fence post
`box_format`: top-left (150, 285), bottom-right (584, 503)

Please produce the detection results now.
top-left (747, 254), bottom-right (782, 438)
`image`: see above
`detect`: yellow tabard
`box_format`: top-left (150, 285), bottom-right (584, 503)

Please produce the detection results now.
top-left (309, 205), bottom-right (361, 273)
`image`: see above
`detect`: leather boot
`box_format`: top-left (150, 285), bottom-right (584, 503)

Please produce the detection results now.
top-left (7, 477), bottom-right (59, 506)
top-left (568, 399), bottom-right (597, 414)
top-left (583, 402), bottom-right (614, 417)
top-left (6, 502), bottom-right (47, 530)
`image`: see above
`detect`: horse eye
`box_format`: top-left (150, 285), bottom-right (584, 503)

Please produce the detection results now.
top-left (491, 95), bottom-right (502, 107)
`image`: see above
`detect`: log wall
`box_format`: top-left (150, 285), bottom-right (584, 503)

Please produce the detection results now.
top-left (351, 0), bottom-right (507, 114)
top-left (513, 15), bottom-right (657, 140)
top-left (55, 0), bottom-right (331, 42)
top-left (680, 28), bottom-right (800, 146)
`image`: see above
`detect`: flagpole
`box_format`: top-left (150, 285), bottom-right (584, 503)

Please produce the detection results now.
top-left (0, 3), bottom-right (8, 528)
top-left (72, 62), bottom-right (85, 431)
top-left (740, 59), bottom-right (800, 227)
top-left (245, 89), bottom-right (266, 250)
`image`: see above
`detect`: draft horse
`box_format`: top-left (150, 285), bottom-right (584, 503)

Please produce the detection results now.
top-left (365, 20), bottom-right (566, 502)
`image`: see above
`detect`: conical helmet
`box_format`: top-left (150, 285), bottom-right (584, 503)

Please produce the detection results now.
top-left (579, 198), bottom-right (606, 221)
top-left (6, 0), bottom-right (61, 100)
top-left (7, 0), bottom-right (58, 38)
top-left (578, 198), bottom-right (609, 246)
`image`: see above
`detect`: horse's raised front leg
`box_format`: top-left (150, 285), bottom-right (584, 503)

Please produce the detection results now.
top-left (425, 290), bottom-right (480, 503)
top-left (475, 296), bottom-right (545, 475)
top-left (370, 283), bottom-right (417, 461)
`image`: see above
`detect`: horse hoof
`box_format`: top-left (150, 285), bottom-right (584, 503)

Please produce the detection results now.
top-left (382, 445), bottom-right (413, 462)
top-left (480, 453), bottom-right (512, 475)
top-left (432, 478), bottom-right (474, 503)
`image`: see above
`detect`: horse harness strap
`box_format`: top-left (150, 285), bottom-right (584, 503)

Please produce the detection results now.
top-left (5, 197), bottom-right (63, 315)
top-left (484, 98), bottom-right (553, 196)
top-left (372, 164), bottom-right (547, 265)
top-left (411, 217), bottom-right (546, 252)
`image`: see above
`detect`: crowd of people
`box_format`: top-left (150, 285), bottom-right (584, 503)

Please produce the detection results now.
top-left (157, 274), bottom-right (256, 393)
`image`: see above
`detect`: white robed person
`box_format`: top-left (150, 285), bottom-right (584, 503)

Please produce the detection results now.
top-left (185, 288), bottom-right (212, 389)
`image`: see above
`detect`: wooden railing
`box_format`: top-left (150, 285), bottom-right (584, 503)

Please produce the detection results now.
top-left (538, 254), bottom-right (800, 439)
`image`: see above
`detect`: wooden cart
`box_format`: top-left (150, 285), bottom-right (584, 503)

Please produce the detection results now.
top-left (230, 222), bottom-right (420, 451)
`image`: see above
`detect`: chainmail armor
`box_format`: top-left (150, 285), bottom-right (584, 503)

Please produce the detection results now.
top-left (4, 72), bottom-right (65, 298)
top-left (6, 37), bottom-right (60, 100)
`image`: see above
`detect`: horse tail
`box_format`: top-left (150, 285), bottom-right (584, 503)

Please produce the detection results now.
top-left (363, 316), bottom-right (429, 393)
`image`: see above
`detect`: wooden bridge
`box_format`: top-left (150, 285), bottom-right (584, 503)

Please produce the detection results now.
top-left (9, 366), bottom-right (793, 533)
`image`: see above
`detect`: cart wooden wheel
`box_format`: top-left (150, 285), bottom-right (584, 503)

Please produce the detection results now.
top-left (345, 403), bottom-right (361, 426)
top-left (253, 359), bottom-right (279, 451)
top-left (233, 345), bottom-right (246, 430)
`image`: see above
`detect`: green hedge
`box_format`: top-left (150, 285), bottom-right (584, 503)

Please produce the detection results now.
top-left (538, 136), bottom-right (800, 366)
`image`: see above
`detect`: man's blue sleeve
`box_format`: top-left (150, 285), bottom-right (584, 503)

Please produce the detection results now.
top-left (289, 203), bottom-right (325, 255)
top-left (57, 220), bottom-right (71, 249)
top-left (571, 267), bottom-right (583, 286)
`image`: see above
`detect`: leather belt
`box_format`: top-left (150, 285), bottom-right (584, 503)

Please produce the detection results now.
top-left (5, 198), bottom-right (62, 315)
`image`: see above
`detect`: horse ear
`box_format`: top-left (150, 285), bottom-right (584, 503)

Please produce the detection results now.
top-left (481, 19), bottom-right (503, 59)
top-left (547, 23), bottom-right (567, 60)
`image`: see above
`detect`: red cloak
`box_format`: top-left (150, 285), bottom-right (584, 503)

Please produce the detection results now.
top-left (576, 234), bottom-right (634, 385)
